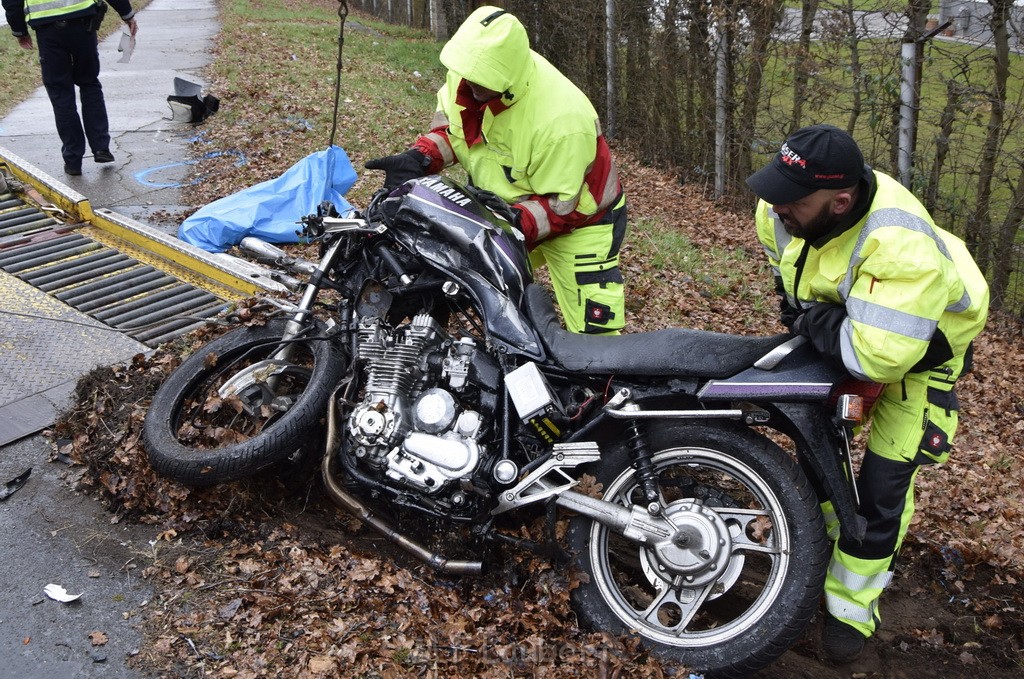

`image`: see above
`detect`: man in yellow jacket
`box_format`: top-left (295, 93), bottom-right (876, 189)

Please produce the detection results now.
top-left (747, 124), bottom-right (989, 662)
top-left (365, 6), bottom-right (627, 335)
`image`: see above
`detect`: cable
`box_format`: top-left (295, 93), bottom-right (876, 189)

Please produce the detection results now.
top-left (328, 1), bottom-right (350, 148)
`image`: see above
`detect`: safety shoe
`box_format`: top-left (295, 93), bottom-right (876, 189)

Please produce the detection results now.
top-left (64, 163), bottom-right (82, 176)
top-left (822, 614), bottom-right (866, 663)
top-left (94, 149), bottom-right (115, 163)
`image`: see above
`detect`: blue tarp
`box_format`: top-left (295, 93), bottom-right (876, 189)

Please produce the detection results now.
top-left (178, 145), bottom-right (357, 253)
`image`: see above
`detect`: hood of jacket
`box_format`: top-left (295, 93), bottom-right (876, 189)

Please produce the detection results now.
top-left (439, 6), bottom-right (534, 104)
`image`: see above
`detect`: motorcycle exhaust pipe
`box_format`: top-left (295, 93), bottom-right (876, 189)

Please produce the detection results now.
top-left (320, 401), bottom-right (484, 576)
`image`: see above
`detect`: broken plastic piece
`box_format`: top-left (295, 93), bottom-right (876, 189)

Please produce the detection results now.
top-left (43, 584), bottom-right (82, 603)
top-left (0, 468), bottom-right (31, 501)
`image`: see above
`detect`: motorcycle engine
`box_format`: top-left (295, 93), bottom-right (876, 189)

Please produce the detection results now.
top-left (346, 313), bottom-right (497, 502)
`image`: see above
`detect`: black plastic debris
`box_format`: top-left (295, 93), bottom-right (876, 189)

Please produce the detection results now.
top-left (167, 77), bottom-right (220, 124)
top-left (0, 468), bottom-right (31, 501)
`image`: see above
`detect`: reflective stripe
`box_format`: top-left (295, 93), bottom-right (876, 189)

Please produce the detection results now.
top-left (829, 560), bottom-right (894, 592)
top-left (519, 199), bottom-right (550, 240)
top-left (549, 189), bottom-right (582, 216)
top-left (429, 110), bottom-right (449, 129)
top-left (423, 131), bottom-right (455, 166)
top-left (840, 317), bottom-right (871, 381)
top-left (25, 0), bottom-right (93, 21)
top-left (424, 111), bottom-right (456, 166)
top-left (769, 210), bottom-right (792, 259)
top-left (839, 207), bottom-right (952, 301)
top-left (947, 290), bottom-right (971, 313)
top-left (825, 592), bottom-right (876, 624)
top-left (596, 162), bottom-right (620, 211)
top-left (847, 296), bottom-right (938, 341)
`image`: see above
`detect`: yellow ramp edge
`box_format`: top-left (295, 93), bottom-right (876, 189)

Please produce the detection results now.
top-left (0, 145), bottom-right (289, 299)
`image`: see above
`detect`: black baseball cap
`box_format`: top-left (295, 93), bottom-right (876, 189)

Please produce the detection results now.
top-left (746, 124), bottom-right (866, 205)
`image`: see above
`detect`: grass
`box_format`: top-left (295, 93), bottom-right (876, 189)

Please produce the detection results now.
top-left (185, 0), bottom-right (447, 207)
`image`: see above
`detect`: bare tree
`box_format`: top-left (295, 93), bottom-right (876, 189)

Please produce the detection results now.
top-left (790, 0), bottom-right (820, 134)
top-left (991, 158), bottom-right (1024, 310)
top-left (966, 0), bottom-right (1013, 271)
top-left (733, 0), bottom-right (786, 183)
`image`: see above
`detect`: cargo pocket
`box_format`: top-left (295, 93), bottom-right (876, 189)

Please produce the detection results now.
top-left (912, 387), bottom-right (959, 465)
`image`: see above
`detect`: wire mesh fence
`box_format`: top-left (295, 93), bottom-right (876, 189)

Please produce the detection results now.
top-left (346, 0), bottom-right (1024, 317)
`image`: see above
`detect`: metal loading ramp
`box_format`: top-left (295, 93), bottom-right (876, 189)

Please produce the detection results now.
top-left (0, 149), bottom-right (289, 445)
top-left (0, 214), bottom-right (227, 348)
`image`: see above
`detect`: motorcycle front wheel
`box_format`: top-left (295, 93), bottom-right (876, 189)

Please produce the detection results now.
top-left (143, 318), bottom-right (346, 487)
top-left (567, 422), bottom-right (828, 678)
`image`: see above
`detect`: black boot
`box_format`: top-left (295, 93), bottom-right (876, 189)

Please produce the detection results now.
top-left (823, 614), bottom-right (866, 663)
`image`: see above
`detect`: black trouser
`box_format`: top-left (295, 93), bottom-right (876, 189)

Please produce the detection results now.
top-left (35, 18), bottom-right (110, 167)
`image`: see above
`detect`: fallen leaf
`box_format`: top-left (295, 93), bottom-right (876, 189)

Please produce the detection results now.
top-left (89, 631), bottom-right (109, 646)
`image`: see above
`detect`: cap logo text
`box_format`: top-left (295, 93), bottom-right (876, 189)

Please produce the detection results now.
top-left (779, 143), bottom-right (806, 169)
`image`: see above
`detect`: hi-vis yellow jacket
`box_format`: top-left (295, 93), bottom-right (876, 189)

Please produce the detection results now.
top-left (412, 6), bottom-right (621, 247)
top-left (756, 170), bottom-right (989, 384)
top-left (24, 0), bottom-right (94, 23)
top-left (4, 0), bottom-right (134, 33)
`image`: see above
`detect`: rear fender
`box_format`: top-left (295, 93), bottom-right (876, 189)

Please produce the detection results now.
top-left (772, 402), bottom-right (865, 545)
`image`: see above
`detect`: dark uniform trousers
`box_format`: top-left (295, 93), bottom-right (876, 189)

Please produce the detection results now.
top-left (35, 18), bottom-right (110, 168)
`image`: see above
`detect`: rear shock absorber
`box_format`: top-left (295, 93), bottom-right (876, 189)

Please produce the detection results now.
top-left (626, 419), bottom-right (661, 514)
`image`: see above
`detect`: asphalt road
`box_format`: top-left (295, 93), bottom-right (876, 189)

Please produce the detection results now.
top-left (0, 436), bottom-right (157, 679)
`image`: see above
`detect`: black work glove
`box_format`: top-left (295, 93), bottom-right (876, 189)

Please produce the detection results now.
top-left (795, 302), bottom-right (847, 367)
top-left (780, 301), bottom-right (801, 333)
top-left (364, 149), bottom-right (430, 189)
top-left (466, 185), bottom-right (520, 228)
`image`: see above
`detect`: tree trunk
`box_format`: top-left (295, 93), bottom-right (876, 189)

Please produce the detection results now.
top-left (429, 0), bottom-right (447, 40)
top-left (789, 0), bottom-right (819, 134)
top-left (924, 79), bottom-right (964, 215)
top-left (965, 0), bottom-right (1011, 271)
top-left (989, 162), bottom-right (1024, 312)
top-left (734, 0), bottom-right (785, 184)
top-left (842, 0), bottom-right (864, 134)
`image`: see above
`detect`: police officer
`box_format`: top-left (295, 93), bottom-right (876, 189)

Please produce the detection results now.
top-left (746, 124), bottom-right (989, 662)
top-left (2, 0), bottom-right (139, 175)
top-left (364, 6), bottom-right (628, 335)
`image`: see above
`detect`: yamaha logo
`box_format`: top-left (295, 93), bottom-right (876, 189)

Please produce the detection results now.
top-left (420, 178), bottom-right (473, 207)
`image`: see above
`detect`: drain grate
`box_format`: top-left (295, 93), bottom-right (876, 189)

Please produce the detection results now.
top-left (0, 192), bottom-right (227, 347)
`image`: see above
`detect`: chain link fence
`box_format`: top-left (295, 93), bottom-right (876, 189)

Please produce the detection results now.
top-left (346, 0), bottom-right (1024, 317)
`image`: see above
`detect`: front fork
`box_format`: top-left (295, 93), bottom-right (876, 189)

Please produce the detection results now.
top-left (274, 237), bottom-right (347, 362)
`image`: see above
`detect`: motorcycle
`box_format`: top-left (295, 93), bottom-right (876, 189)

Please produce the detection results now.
top-left (143, 175), bottom-right (880, 677)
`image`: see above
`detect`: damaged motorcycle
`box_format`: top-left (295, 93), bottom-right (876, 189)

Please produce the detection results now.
top-left (143, 176), bottom-right (880, 677)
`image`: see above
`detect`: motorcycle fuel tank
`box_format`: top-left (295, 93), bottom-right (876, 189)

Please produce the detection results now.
top-left (385, 176), bottom-right (544, 359)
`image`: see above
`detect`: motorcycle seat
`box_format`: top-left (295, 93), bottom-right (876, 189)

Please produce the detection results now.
top-left (525, 284), bottom-right (792, 378)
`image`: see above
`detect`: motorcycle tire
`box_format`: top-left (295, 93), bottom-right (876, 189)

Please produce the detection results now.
top-left (567, 421), bottom-right (828, 679)
top-left (143, 318), bottom-right (346, 487)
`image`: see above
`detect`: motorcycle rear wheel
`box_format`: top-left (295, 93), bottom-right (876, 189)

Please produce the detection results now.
top-left (143, 318), bottom-right (346, 487)
top-left (567, 422), bottom-right (828, 678)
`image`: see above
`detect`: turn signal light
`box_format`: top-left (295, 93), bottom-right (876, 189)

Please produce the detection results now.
top-left (829, 378), bottom-right (884, 426)
top-left (835, 394), bottom-right (865, 426)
